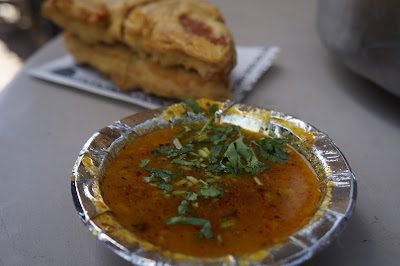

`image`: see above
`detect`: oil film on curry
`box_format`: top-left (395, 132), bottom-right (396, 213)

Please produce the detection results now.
top-left (71, 99), bottom-right (356, 265)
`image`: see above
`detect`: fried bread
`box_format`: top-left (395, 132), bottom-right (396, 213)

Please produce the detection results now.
top-left (42, 0), bottom-right (236, 100)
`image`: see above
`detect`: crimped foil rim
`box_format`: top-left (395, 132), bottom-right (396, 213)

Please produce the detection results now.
top-left (71, 100), bottom-right (357, 265)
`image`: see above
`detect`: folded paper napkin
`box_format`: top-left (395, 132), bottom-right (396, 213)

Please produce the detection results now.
top-left (30, 46), bottom-right (280, 109)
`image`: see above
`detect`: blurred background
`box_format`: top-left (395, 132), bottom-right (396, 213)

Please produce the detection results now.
top-left (1, 0), bottom-right (399, 98)
top-left (0, 0), bottom-right (59, 92)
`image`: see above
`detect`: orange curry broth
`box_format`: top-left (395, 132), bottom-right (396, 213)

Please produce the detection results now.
top-left (101, 125), bottom-right (323, 258)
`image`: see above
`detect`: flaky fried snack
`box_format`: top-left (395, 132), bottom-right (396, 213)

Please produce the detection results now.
top-left (42, 0), bottom-right (236, 100)
top-left (64, 32), bottom-right (232, 99)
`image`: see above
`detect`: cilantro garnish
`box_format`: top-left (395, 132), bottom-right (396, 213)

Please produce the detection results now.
top-left (145, 168), bottom-right (173, 183)
top-left (222, 137), bottom-right (266, 175)
top-left (154, 146), bottom-right (173, 156)
top-left (199, 220), bottom-right (213, 239)
top-left (143, 176), bottom-right (156, 183)
top-left (199, 184), bottom-right (222, 198)
top-left (234, 137), bottom-right (263, 174)
top-left (210, 131), bottom-right (226, 143)
top-left (184, 192), bottom-right (198, 201)
top-left (167, 216), bottom-right (213, 239)
top-left (223, 140), bottom-right (240, 173)
top-left (256, 138), bottom-right (290, 163)
top-left (158, 183), bottom-right (174, 192)
top-left (155, 146), bottom-right (195, 158)
top-left (210, 145), bottom-right (223, 163)
top-left (171, 159), bottom-right (197, 167)
top-left (207, 104), bottom-right (219, 116)
top-left (200, 104), bottom-right (219, 134)
top-left (138, 101), bottom-right (293, 242)
top-left (178, 200), bottom-right (191, 215)
top-left (207, 164), bottom-right (224, 173)
top-left (138, 159), bottom-right (151, 168)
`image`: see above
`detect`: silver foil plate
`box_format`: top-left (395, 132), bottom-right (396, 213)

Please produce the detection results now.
top-left (71, 100), bottom-right (356, 265)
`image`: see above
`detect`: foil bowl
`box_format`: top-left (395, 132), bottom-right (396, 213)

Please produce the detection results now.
top-left (71, 100), bottom-right (356, 265)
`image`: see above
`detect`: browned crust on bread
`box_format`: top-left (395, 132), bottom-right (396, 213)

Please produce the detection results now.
top-left (64, 32), bottom-right (231, 100)
top-left (42, 0), bottom-right (236, 80)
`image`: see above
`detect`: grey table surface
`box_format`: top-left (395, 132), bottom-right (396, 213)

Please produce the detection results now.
top-left (0, 0), bottom-right (399, 265)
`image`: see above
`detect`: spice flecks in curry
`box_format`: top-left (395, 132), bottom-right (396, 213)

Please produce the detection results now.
top-left (101, 122), bottom-right (322, 258)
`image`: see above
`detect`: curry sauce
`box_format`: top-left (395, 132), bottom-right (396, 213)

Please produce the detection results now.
top-left (101, 123), bottom-right (323, 258)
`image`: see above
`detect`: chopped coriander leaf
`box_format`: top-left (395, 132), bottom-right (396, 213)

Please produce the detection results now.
top-left (178, 200), bottom-right (191, 215)
top-left (208, 104), bottom-right (219, 117)
top-left (143, 176), bottom-right (156, 183)
top-left (162, 169), bottom-right (174, 175)
top-left (195, 162), bottom-right (203, 168)
top-left (141, 122), bottom-right (291, 242)
top-left (223, 141), bottom-right (240, 173)
top-left (274, 147), bottom-right (290, 163)
top-left (222, 137), bottom-right (265, 175)
top-left (158, 183), bottom-right (174, 192)
top-left (138, 159), bottom-right (151, 168)
top-left (200, 104), bottom-right (219, 133)
top-left (199, 184), bottom-right (222, 198)
top-left (155, 146), bottom-right (173, 156)
top-left (215, 136), bottom-right (230, 145)
top-left (235, 137), bottom-right (262, 174)
top-left (168, 147), bottom-right (195, 158)
top-left (146, 168), bottom-right (172, 183)
top-left (200, 115), bottom-right (214, 134)
top-left (171, 159), bottom-right (197, 167)
top-left (210, 132), bottom-right (226, 143)
top-left (207, 164), bottom-right (224, 173)
top-left (167, 216), bottom-right (213, 239)
top-left (235, 126), bottom-right (243, 137)
top-left (199, 221), bottom-right (213, 239)
top-left (256, 165), bottom-right (271, 175)
top-left (205, 171), bottom-right (221, 179)
top-left (184, 98), bottom-right (204, 114)
top-left (256, 138), bottom-right (290, 163)
top-left (185, 192), bottom-right (198, 201)
top-left (210, 145), bottom-right (223, 163)
top-left (217, 234), bottom-right (223, 243)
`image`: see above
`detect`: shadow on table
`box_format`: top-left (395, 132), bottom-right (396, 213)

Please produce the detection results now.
top-left (304, 208), bottom-right (376, 266)
top-left (326, 56), bottom-right (400, 129)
